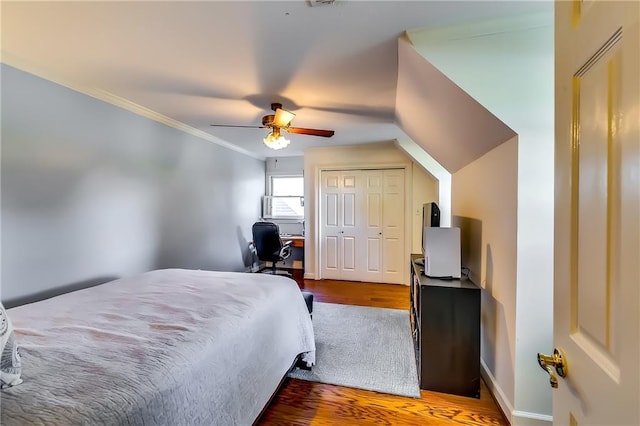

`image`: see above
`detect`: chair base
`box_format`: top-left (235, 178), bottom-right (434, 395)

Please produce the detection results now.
top-left (257, 267), bottom-right (293, 278)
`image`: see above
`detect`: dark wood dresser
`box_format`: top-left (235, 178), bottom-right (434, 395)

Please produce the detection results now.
top-left (410, 253), bottom-right (481, 398)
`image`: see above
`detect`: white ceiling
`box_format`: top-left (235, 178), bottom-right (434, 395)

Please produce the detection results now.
top-left (1, 1), bottom-right (550, 158)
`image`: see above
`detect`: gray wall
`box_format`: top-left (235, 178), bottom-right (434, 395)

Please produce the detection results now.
top-left (1, 64), bottom-right (265, 305)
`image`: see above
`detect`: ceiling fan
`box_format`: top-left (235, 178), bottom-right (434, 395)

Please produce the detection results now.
top-left (210, 103), bottom-right (335, 150)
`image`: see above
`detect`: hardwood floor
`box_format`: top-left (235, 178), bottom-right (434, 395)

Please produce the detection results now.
top-left (258, 279), bottom-right (508, 425)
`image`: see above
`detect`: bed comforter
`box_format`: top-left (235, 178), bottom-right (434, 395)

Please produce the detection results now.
top-left (0, 269), bottom-right (315, 425)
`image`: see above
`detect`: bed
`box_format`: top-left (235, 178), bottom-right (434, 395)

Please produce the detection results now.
top-left (0, 269), bottom-right (315, 425)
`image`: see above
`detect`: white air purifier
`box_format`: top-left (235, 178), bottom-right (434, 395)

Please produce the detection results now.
top-left (422, 227), bottom-right (461, 279)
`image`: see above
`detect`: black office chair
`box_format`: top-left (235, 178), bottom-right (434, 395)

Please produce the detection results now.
top-left (251, 221), bottom-right (314, 322)
top-left (252, 221), bottom-right (293, 276)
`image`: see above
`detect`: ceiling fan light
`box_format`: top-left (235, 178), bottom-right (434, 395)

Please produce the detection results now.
top-left (263, 131), bottom-right (290, 150)
top-left (273, 108), bottom-right (296, 127)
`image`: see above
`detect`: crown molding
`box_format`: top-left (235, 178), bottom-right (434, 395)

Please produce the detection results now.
top-left (1, 52), bottom-right (265, 161)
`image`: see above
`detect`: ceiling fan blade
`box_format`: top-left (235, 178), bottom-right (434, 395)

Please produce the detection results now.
top-left (273, 108), bottom-right (296, 127)
top-left (209, 124), bottom-right (266, 129)
top-left (285, 127), bottom-right (335, 138)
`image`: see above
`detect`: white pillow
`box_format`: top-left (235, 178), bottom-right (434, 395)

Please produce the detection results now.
top-left (0, 302), bottom-right (22, 388)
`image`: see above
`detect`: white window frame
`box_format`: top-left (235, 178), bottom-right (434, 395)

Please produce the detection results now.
top-left (263, 174), bottom-right (304, 219)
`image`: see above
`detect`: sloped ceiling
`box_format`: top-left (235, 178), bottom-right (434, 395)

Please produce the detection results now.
top-left (1, 1), bottom-right (549, 158)
top-left (395, 36), bottom-right (516, 173)
top-left (406, 12), bottom-right (554, 144)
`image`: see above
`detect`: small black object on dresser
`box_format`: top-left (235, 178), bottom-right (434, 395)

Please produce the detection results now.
top-left (410, 254), bottom-right (481, 398)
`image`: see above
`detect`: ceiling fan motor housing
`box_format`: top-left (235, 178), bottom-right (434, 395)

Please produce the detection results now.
top-left (262, 114), bottom-right (276, 127)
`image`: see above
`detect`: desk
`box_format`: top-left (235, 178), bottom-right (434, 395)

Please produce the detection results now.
top-left (282, 235), bottom-right (304, 248)
top-left (281, 235), bottom-right (305, 269)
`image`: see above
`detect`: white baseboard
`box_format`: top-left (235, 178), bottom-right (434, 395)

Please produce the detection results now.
top-left (480, 359), bottom-right (513, 423)
top-left (480, 359), bottom-right (553, 426)
top-left (512, 411), bottom-right (553, 426)
top-left (303, 272), bottom-right (315, 280)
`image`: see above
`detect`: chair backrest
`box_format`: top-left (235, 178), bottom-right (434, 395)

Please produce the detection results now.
top-left (252, 222), bottom-right (283, 262)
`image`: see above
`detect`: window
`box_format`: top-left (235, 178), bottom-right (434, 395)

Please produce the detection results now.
top-left (264, 175), bottom-right (304, 218)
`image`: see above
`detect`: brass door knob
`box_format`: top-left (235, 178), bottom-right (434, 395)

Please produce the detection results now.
top-left (537, 348), bottom-right (567, 388)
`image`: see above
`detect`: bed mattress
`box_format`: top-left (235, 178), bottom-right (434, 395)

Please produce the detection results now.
top-left (0, 269), bottom-right (315, 425)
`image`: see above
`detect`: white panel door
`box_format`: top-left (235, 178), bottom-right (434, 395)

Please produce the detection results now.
top-left (321, 171), bottom-right (341, 280)
top-left (320, 170), bottom-right (363, 280)
top-left (340, 172), bottom-right (360, 281)
top-left (382, 169), bottom-right (405, 284)
top-left (360, 171), bottom-right (383, 282)
top-left (553, 1), bottom-right (639, 424)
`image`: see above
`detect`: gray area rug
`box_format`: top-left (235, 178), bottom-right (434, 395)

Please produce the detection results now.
top-left (288, 302), bottom-right (420, 397)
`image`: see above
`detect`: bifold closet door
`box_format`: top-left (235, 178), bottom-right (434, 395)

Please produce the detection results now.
top-left (359, 169), bottom-right (405, 284)
top-left (381, 169), bottom-right (404, 284)
top-left (359, 171), bottom-right (383, 282)
top-left (320, 171), bottom-right (361, 281)
top-left (320, 169), bottom-right (405, 284)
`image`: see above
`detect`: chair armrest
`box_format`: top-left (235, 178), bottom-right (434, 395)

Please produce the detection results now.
top-left (280, 240), bottom-right (293, 260)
